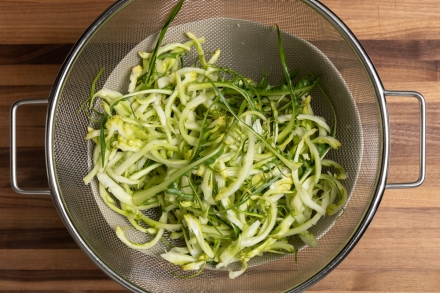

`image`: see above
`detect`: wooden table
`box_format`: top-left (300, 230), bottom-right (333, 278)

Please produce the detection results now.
top-left (1, 0), bottom-right (439, 292)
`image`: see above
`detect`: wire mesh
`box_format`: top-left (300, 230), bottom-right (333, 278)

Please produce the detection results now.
top-left (51, 0), bottom-right (382, 292)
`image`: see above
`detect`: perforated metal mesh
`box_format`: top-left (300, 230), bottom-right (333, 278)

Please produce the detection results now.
top-left (50, 0), bottom-right (383, 292)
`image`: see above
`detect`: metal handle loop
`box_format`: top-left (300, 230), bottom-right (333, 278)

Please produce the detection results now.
top-left (10, 99), bottom-right (51, 195)
top-left (384, 90), bottom-right (426, 189)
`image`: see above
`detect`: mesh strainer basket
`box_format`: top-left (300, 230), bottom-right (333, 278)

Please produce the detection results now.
top-left (10, 0), bottom-right (426, 292)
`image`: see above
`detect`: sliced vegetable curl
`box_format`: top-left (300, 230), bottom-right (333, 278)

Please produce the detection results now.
top-left (82, 12), bottom-right (347, 279)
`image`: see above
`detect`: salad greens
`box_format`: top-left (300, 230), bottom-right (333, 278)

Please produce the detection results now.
top-left (82, 0), bottom-right (347, 279)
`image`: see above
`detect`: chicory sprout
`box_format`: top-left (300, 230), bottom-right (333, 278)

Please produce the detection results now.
top-left (81, 0), bottom-right (347, 279)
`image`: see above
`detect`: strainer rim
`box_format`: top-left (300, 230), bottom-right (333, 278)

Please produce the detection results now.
top-left (44, 1), bottom-right (390, 292)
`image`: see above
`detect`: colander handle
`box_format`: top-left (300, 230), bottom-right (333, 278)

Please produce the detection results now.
top-left (384, 90), bottom-right (426, 189)
top-left (10, 99), bottom-right (51, 196)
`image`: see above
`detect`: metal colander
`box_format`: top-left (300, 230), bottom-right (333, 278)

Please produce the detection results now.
top-left (10, 0), bottom-right (426, 292)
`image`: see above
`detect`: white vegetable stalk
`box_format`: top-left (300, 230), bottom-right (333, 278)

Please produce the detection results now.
top-left (241, 196), bottom-right (277, 247)
top-left (201, 168), bottom-right (215, 205)
top-left (96, 173), bottom-right (134, 207)
top-left (215, 131), bottom-right (255, 201)
top-left (179, 94), bottom-right (207, 146)
top-left (116, 212), bottom-right (167, 249)
top-left (184, 214), bottom-right (215, 258)
top-left (114, 140), bottom-right (178, 175)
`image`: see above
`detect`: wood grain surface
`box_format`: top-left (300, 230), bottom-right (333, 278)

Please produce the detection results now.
top-left (1, 0), bottom-right (439, 292)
